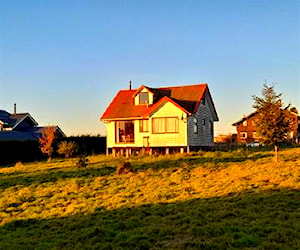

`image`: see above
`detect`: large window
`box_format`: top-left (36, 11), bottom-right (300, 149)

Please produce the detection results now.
top-left (139, 92), bottom-right (149, 104)
top-left (115, 121), bottom-right (134, 143)
top-left (139, 119), bottom-right (149, 132)
top-left (152, 117), bottom-right (178, 134)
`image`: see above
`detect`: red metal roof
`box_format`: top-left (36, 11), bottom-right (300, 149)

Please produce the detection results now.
top-left (101, 84), bottom-right (208, 120)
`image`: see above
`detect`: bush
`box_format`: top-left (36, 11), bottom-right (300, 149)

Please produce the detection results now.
top-left (14, 161), bottom-right (24, 172)
top-left (76, 156), bottom-right (88, 168)
top-left (57, 141), bottom-right (78, 158)
top-left (117, 162), bottom-right (132, 175)
top-left (54, 135), bottom-right (106, 156)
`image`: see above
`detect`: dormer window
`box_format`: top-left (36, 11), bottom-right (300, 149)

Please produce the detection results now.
top-left (133, 86), bottom-right (154, 105)
top-left (139, 92), bottom-right (149, 104)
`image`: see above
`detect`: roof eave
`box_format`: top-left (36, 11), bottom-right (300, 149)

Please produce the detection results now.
top-left (101, 116), bottom-right (144, 122)
top-left (145, 96), bottom-right (191, 118)
top-left (12, 113), bottom-right (39, 130)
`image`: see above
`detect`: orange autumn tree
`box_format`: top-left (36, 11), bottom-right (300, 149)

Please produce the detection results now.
top-left (39, 127), bottom-right (56, 160)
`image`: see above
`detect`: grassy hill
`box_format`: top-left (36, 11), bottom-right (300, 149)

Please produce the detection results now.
top-left (0, 148), bottom-right (299, 249)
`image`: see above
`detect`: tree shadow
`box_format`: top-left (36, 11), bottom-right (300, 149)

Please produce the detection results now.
top-left (1, 189), bottom-right (299, 249)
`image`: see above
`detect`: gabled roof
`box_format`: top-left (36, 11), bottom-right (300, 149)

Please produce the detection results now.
top-left (0, 126), bottom-right (66, 141)
top-left (232, 112), bottom-right (257, 126)
top-left (101, 90), bottom-right (150, 120)
top-left (232, 109), bottom-right (300, 126)
top-left (132, 85), bottom-right (155, 98)
top-left (0, 110), bottom-right (10, 125)
top-left (0, 109), bottom-right (65, 140)
top-left (143, 96), bottom-right (191, 118)
top-left (10, 113), bottom-right (38, 130)
top-left (0, 110), bottom-right (38, 129)
top-left (101, 83), bottom-right (215, 120)
top-left (30, 126), bottom-right (66, 138)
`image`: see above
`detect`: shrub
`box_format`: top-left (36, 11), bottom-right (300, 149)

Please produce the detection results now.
top-left (14, 161), bottom-right (24, 172)
top-left (76, 156), bottom-right (88, 168)
top-left (117, 161), bottom-right (132, 175)
top-left (57, 141), bottom-right (78, 158)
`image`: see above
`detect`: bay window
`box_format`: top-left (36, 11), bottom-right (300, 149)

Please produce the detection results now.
top-left (115, 121), bottom-right (134, 143)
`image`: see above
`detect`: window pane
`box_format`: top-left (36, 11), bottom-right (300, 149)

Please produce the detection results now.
top-left (139, 92), bottom-right (149, 104)
top-left (166, 117), bottom-right (178, 133)
top-left (139, 119), bottom-right (149, 132)
top-left (115, 121), bottom-right (134, 143)
top-left (153, 118), bottom-right (165, 133)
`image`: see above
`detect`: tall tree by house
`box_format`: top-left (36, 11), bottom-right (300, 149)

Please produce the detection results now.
top-left (252, 83), bottom-right (293, 162)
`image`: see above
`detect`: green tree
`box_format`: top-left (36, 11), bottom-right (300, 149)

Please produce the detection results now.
top-left (57, 141), bottom-right (78, 158)
top-left (252, 84), bottom-right (293, 162)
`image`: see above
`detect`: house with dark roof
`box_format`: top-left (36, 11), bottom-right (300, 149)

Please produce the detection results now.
top-left (0, 108), bottom-right (65, 141)
top-left (100, 83), bottom-right (219, 156)
top-left (232, 110), bottom-right (300, 144)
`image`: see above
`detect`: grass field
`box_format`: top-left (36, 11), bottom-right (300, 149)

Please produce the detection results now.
top-left (0, 148), bottom-right (299, 249)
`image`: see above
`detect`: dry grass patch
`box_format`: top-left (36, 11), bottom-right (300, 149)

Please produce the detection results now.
top-left (0, 147), bottom-right (299, 249)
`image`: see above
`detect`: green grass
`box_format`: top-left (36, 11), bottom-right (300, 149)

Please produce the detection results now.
top-left (0, 148), bottom-right (299, 249)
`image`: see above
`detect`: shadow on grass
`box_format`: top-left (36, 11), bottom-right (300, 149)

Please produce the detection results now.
top-left (0, 152), bottom-right (273, 190)
top-left (131, 153), bottom-right (273, 172)
top-left (0, 166), bottom-right (115, 190)
top-left (1, 189), bottom-right (299, 249)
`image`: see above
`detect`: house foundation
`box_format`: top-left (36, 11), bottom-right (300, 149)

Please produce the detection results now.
top-left (107, 146), bottom-right (189, 157)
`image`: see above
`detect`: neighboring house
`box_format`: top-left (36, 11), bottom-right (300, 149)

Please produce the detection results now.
top-left (232, 110), bottom-right (300, 144)
top-left (100, 83), bottom-right (219, 156)
top-left (214, 134), bottom-right (237, 145)
top-left (0, 108), bottom-right (65, 141)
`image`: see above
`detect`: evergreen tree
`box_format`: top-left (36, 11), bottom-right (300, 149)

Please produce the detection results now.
top-left (252, 84), bottom-right (292, 162)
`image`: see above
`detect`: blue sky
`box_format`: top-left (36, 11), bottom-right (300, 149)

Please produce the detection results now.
top-left (0, 0), bottom-right (299, 136)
